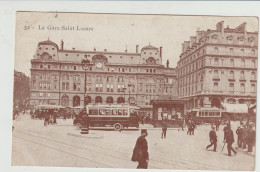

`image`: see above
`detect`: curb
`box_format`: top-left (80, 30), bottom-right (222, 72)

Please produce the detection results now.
top-left (67, 133), bottom-right (104, 139)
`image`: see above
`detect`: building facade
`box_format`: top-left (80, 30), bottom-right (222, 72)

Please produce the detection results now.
top-left (177, 21), bottom-right (258, 111)
top-left (30, 40), bottom-right (177, 110)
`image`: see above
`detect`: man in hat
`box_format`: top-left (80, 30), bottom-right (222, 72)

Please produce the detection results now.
top-left (224, 124), bottom-right (237, 156)
top-left (132, 129), bottom-right (149, 169)
top-left (206, 126), bottom-right (217, 152)
top-left (236, 125), bottom-right (243, 148)
top-left (161, 120), bottom-right (167, 139)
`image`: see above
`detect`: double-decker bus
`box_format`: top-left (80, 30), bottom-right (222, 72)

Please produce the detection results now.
top-left (190, 107), bottom-right (223, 124)
top-left (73, 104), bottom-right (139, 130)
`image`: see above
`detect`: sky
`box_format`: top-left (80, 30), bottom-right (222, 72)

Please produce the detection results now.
top-left (14, 12), bottom-right (258, 76)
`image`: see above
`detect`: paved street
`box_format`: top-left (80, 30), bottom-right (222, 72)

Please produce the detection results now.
top-left (12, 114), bottom-right (255, 170)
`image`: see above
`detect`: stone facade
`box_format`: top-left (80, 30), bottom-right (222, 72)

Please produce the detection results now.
top-left (177, 21), bottom-right (258, 111)
top-left (30, 41), bottom-right (177, 108)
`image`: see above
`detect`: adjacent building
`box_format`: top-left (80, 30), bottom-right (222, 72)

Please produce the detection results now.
top-left (30, 40), bottom-right (177, 115)
top-left (177, 21), bottom-right (258, 112)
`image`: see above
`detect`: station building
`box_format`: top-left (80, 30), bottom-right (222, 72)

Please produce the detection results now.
top-left (177, 21), bottom-right (258, 113)
top-left (29, 40), bottom-right (177, 115)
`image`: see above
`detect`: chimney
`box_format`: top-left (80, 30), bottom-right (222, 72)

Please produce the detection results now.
top-left (72, 47), bottom-right (75, 50)
top-left (61, 40), bottom-right (64, 50)
top-left (136, 45), bottom-right (139, 53)
top-left (196, 31), bottom-right (202, 42)
top-left (160, 46), bottom-right (162, 58)
top-left (190, 36), bottom-right (196, 46)
top-left (125, 49), bottom-right (127, 53)
top-left (182, 43), bottom-right (185, 52)
top-left (184, 41), bottom-right (190, 50)
top-left (94, 47), bottom-right (96, 51)
top-left (166, 60), bottom-right (169, 68)
top-left (216, 21), bottom-right (225, 37)
top-left (104, 49), bottom-right (107, 52)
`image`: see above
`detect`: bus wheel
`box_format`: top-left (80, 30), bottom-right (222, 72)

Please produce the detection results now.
top-left (114, 123), bottom-right (122, 131)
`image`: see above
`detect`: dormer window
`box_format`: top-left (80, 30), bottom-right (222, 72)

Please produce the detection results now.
top-left (227, 35), bottom-right (234, 44)
top-left (39, 47), bottom-right (42, 50)
top-left (52, 48), bottom-right (55, 50)
top-left (248, 37), bottom-right (255, 43)
top-left (66, 54), bottom-right (68, 56)
top-left (46, 48), bottom-right (48, 50)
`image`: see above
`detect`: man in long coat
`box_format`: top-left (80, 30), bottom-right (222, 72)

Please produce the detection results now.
top-left (206, 126), bottom-right (217, 151)
top-left (224, 125), bottom-right (237, 156)
top-left (161, 120), bottom-right (167, 139)
top-left (132, 129), bottom-right (149, 169)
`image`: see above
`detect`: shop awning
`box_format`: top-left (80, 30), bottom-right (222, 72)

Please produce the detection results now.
top-left (222, 103), bottom-right (249, 113)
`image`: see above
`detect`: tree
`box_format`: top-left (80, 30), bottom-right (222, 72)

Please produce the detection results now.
top-left (13, 70), bottom-right (30, 112)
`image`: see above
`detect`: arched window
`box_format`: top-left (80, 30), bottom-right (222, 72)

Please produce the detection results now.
top-left (72, 95), bottom-right (80, 107)
top-left (106, 96), bottom-right (114, 104)
top-left (85, 96), bottom-right (91, 106)
top-left (95, 96), bottom-right (102, 103)
top-left (61, 94), bottom-right (69, 107)
top-left (117, 97), bottom-right (125, 104)
top-left (211, 98), bottom-right (221, 108)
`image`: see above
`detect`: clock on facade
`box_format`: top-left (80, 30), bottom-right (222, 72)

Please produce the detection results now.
top-left (96, 62), bottom-right (103, 69)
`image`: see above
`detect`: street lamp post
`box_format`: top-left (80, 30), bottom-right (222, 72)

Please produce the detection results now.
top-left (82, 57), bottom-right (90, 108)
top-left (247, 101), bottom-right (250, 128)
top-left (81, 57), bottom-right (90, 134)
top-left (122, 87), bottom-right (126, 103)
top-left (128, 83), bottom-right (132, 104)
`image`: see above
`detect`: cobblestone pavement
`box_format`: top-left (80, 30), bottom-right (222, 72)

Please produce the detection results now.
top-left (12, 114), bottom-right (255, 170)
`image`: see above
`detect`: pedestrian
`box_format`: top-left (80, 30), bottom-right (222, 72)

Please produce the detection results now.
top-left (44, 116), bottom-right (48, 127)
top-left (236, 126), bottom-right (243, 148)
top-left (187, 120), bottom-right (192, 135)
top-left (224, 124), bottom-right (237, 156)
top-left (242, 125), bottom-right (249, 150)
top-left (53, 114), bottom-right (57, 124)
top-left (206, 126), bottom-right (217, 152)
top-left (191, 121), bottom-right (195, 135)
top-left (131, 129), bottom-right (149, 169)
top-left (161, 120), bottom-right (167, 139)
top-left (247, 125), bottom-right (255, 153)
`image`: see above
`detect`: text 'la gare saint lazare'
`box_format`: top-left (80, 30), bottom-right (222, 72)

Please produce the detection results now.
top-left (39, 25), bottom-right (94, 31)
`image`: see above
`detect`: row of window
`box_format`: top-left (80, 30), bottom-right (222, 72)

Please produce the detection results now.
top-left (181, 35), bottom-right (256, 58)
top-left (213, 82), bottom-right (256, 93)
top-left (179, 70), bottom-right (256, 87)
top-left (209, 58), bottom-right (256, 67)
top-left (179, 83), bottom-right (256, 97)
top-left (178, 57), bottom-right (256, 77)
top-left (179, 46), bottom-right (256, 68)
top-left (36, 74), bottom-right (172, 85)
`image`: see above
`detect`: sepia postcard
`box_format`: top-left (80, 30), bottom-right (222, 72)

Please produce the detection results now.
top-left (12, 11), bottom-right (258, 171)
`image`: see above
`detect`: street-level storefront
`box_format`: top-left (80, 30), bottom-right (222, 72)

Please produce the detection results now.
top-left (150, 95), bottom-right (184, 128)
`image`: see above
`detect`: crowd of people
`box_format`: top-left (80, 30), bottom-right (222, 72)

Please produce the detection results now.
top-left (235, 122), bottom-right (256, 153)
top-left (29, 109), bottom-right (79, 127)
